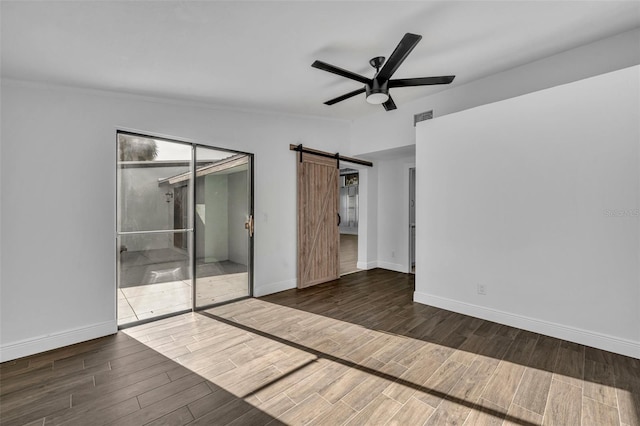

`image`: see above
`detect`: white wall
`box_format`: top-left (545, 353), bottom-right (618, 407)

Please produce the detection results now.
top-left (350, 28), bottom-right (640, 285)
top-left (355, 166), bottom-right (378, 270)
top-left (228, 171), bottom-right (249, 266)
top-left (351, 28), bottom-right (640, 157)
top-left (376, 157), bottom-right (415, 273)
top-left (415, 66), bottom-right (640, 358)
top-left (204, 174), bottom-right (229, 262)
top-left (0, 81), bottom-right (349, 361)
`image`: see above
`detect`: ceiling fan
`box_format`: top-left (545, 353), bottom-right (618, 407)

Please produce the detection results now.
top-left (312, 33), bottom-right (455, 111)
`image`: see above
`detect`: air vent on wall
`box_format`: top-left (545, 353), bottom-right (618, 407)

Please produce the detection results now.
top-left (414, 110), bottom-right (433, 126)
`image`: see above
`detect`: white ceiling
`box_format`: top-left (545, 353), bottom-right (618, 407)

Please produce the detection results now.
top-left (2, 1), bottom-right (639, 120)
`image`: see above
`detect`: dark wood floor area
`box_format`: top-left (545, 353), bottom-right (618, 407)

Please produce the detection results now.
top-left (1, 269), bottom-right (638, 425)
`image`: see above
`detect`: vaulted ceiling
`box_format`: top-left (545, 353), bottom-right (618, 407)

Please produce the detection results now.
top-left (2, 1), bottom-right (639, 120)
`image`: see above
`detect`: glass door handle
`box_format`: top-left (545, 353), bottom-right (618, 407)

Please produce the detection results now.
top-left (244, 215), bottom-right (254, 237)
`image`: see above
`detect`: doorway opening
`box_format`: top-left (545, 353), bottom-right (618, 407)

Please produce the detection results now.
top-left (409, 167), bottom-right (416, 274)
top-left (116, 131), bottom-right (253, 327)
top-left (339, 168), bottom-right (361, 275)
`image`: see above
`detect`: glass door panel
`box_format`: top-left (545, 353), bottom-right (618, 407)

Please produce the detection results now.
top-left (194, 146), bottom-right (252, 308)
top-left (117, 133), bottom-right (193, 326)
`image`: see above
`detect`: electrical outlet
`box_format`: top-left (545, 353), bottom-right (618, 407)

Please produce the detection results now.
top-left (477, 284), bottom-right (487, 295)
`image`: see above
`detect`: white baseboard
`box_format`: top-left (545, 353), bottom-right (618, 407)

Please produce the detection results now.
top-left (357, 261), bottom-right (378, 270)
top-left (377, 261), bottom-right (407, 274)
top-left (414, 292), bottom-right (640, 359)
top-left (254, 278), bottom-right (296, 297)
top-left (0, 320), bottom-right (117, 362)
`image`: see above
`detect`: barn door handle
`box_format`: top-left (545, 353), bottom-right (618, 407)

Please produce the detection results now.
top-left (337, 213), bottom-right (341, 226)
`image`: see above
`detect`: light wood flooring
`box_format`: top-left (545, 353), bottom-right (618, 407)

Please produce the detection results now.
top-left (1, 269), bottom-right (638, 425)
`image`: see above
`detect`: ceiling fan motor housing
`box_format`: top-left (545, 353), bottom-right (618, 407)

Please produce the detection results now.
top-left (365, 79), bottom-right (389, 104)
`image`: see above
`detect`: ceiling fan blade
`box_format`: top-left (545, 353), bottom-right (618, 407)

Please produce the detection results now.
top-left (389, 76), bottom-right (455, 88)
top-left (324, 87), bottom-right (366, 105)
top-left (375, 33), bottom-right (422, 83)
top-left (312, 60), bottom-right (371, 85)
top-left (382, 96), bottom-right (397, 111)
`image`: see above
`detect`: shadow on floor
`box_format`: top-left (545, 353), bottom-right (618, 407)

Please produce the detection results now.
top-left (0, 332), bottom-right (283, 425)
top-left (256, 268), bottom-right (640, 425)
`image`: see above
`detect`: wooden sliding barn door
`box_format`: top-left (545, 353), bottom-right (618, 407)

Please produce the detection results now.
top-left (297, 152), bottom-right (340, 288)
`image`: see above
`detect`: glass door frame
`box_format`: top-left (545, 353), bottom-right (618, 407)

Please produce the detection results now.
top-left (116, 129), bottom-right (254, 329)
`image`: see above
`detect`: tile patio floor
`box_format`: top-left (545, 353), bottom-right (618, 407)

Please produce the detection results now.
top-left (118, 272), bottom-right (249, 325)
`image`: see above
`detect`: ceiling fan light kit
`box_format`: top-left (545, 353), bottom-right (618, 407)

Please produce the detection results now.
top-left (365, 79), bottom-right (389, 105)
top-left (312, 33), bottom-right (455, 111)
top-left (366, 92), bottom-right (389, 105)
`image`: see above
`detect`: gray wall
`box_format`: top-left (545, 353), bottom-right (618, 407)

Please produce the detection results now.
top-left (119, 166), bottom-right (183, 252)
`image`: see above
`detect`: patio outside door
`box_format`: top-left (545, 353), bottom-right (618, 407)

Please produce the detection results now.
top-left (116, 134), bottom-right (194, 326)
top-left (194, 146), bottom-right (252, 308)
top-left (116, 132), bottom-right (253, 327)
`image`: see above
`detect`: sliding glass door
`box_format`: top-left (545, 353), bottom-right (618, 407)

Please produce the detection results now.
top-left (194, 146), bottom-right (252, 308)
top-left (116, 134), bottom-right (193, 326)
top-left (116, 132), bottom-right (252, 326)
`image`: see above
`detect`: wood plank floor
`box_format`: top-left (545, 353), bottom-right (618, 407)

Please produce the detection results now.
top-left (1, 269), bottom-right (638, 426)
top-left (340, 234), bottom-right (359, 276)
